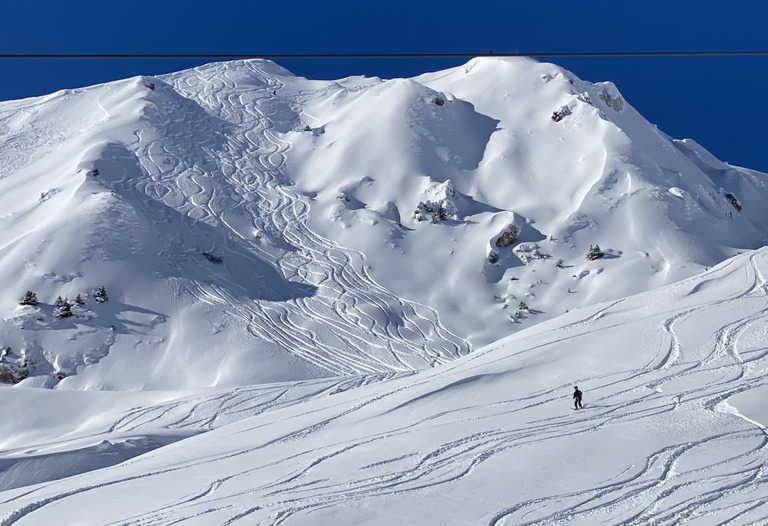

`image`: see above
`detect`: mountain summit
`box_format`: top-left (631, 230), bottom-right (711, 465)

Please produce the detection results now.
top-left (0, 57), bottom-right (766, 390)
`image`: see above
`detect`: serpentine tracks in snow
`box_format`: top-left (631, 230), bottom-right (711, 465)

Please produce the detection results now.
top-left (106, 61), bottom-right (470, 375)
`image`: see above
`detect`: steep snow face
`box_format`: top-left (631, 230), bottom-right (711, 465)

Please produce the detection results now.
top-left (0, 57), bottom-right (766, 389)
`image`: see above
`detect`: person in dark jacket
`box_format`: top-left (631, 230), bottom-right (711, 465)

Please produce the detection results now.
top-left (573, 386), bottom-right (583, 409)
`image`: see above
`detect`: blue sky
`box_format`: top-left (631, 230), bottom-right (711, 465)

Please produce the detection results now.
top-left (1, 0), bottom-right (765, 171)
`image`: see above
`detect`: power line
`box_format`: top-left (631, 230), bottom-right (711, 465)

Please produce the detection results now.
top-left (0, 51), bottom-right (767, 60)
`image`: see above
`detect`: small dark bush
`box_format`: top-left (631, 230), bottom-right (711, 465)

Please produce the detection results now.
top-left (203, 252), bottom-right (224, 264)
top-left (551, 107), bottom-right (571, 122)
top-left (434, 96), bottom-right (445, 106)
top-left (19, 290), bottom-right (38, 306)
top-left (586, 245), bottom-right (604, 260)
top-left (725, 193), bottom-right (742, 213)
top-left (94, 286), bottom-right (109, 303)
top-left (55, 301), bottom-right (74, 319)
top-left (431, 206), bottom-right (447, 224)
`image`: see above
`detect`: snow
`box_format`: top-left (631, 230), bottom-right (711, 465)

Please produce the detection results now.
top-left (0, 57), bottom-right (767, 524)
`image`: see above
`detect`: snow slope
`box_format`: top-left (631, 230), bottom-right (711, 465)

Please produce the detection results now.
top-left (2, 245), bottom-right (768, 525)
top-left (1, 57), bottom-right (767, 388)
top-left (1, 57), bottom-right (768, 524)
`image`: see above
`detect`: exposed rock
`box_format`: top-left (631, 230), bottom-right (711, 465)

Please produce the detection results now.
top-left (494, 225), bottom-right (518, 248)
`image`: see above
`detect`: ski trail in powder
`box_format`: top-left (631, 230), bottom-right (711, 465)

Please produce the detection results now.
top-left (117, 61), bottom-right (471, 375)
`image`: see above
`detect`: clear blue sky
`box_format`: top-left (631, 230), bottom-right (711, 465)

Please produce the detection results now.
top-left (1, 0), bottom-right (765, 171)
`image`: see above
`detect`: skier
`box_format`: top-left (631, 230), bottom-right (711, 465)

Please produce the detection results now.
top-left (573, 386), bottom-right (583, 409)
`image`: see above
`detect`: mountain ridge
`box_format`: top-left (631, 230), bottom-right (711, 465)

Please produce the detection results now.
top-left (0, 57), bottom-right (766, 390)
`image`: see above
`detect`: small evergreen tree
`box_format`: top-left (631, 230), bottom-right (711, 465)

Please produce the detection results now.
top-left (73, 294), bottom-right (85, 306)
top-left (19, 290), bottom-right (38, 306)
top-left (586, 245), bottom-right (604, 260)
top-left (54, 296), bottom-right (66, 308)
top-left (94, 286), bottom-right (109, 303)
top-left (55, 300), bottom-right (73, 319)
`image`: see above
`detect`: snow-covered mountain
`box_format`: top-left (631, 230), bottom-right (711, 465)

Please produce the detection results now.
top-left (1, 57), bottom-right (766, 389)
top-left (2, 57), bottom-right (768, 525)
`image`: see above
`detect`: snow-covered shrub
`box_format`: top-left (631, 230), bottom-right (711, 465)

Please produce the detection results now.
top-left (514, 243), bottom-right (551, 264)
top-left (433, 96), bottom-right (445, 106)
top-left (74, 294), bottom-right (85, 306)
top-left (94, 286), bottom-right (109, 303)
top-left (518, 301), bottom-right (529, 311)
top-left (54, 300), bottom-right (74, 319)
top-left (431, 205), bottom-right (447, 223)
top-left (586, 245), bottom-right (604, 260)
top-left (551, 106), bottom-right (571, 122)
top-left (413, 181), bottom-right (458, 224)
top-left (556, 259), bottom-right (565, 269)
top-left (488, 252), bottom-right (499, 264)
top-left (414, 202), bottom-right (442, 222)
top-left (19, 290), bottom-right (38, 306)
top-left (39, 188), bottom-right (58, 202)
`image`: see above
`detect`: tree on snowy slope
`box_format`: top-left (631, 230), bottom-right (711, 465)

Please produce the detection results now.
top-left (19, 290), bottom-right (38, 306)
top-left (54, 299), bottom-right (73, 319)
top-left (94, 286), bottom-right (109, 303)
top-left (586, 245), bottom-right (604, 260)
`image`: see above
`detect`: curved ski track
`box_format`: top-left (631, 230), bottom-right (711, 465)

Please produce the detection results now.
top-left (105, 62), bottom-right (470, 375)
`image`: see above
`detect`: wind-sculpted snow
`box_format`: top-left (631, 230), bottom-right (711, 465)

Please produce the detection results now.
top-left (0, 61), bottom-right (470, 388)
top-left (2, 249), bottom-right (768, 524)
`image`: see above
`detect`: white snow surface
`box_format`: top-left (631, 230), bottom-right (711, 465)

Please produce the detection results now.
top-left (1, 58), bottom-right (768, 524)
